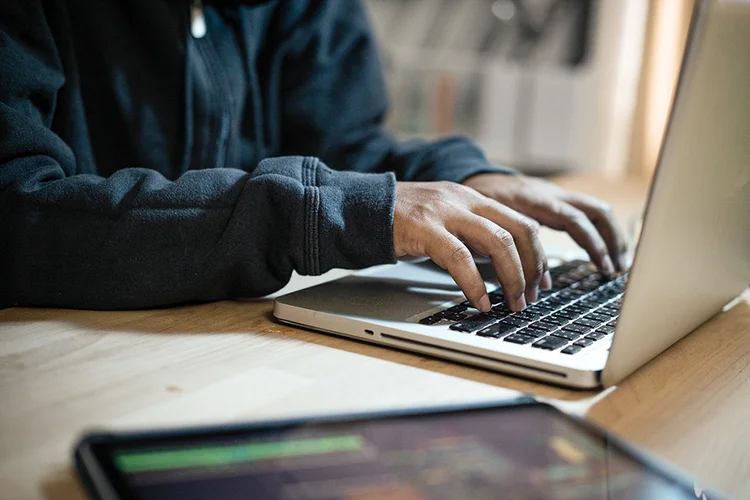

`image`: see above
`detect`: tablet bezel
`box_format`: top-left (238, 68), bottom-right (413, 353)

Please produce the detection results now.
top-left (73, 397), bottom-right (718, 500)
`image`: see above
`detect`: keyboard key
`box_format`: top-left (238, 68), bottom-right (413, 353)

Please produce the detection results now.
top-left (447, 304), bottom-right (468, 313)
top-left (576, 318), bottom-right (602, 328)
top-left (544, 298), bottom-right (566, 308)
top-left (573, 338), bottom-right (594, 347)
top-left (585, 331), bottom-right (607, 341)
top-left (562, 345), bottom-right (582, 355)
top-left (450, 314), bottom-right (496, 333)
top-left (503, 333), bottom-right (535, 345)
top-left (552, 330), bottom-right (583, 341)
top-left (419, 315), bottom-right (441, 325)
top-left (586, 313), bottom-right (610, 323)
top-left (442, 312), bottom-right (468, 322)
top-left (488, 308), bottom-right (511, 319)
top-left (500, 316), bottom-right (528, 328)
top-left (516, 327), bottom-right (546, 338)
top-left (594, 308), bottom-right (617, 318)
top-left (579, 295), bottom-right (604, 306)
top-left (488, 291), bottom-right (505, 304)
top-left (529, 304), bottom-right (554, 314)
top-left (562, 323), bottom-right (591, 334)
top-left (565, 304), bottom-right (589, 313)
top-left (554, 309), bottom-right (579, 320)
top-left (491, 304), bottom-right (512, 315)
top-left (532, 336), bottom-right (568, 351)
top-left (477, 322), bottom-right (516, 338)
top-left (538, 289), bottom-right (555, 299)
top-left (597, 324), bottom-right (616, 335)
top-left (531, 320), bottom-right (558, 332)
top-left (557, 291), bottom-right (579, 301)
top-left (515, 311), bottom-right (542, 321)
top-left (542, 315), bottom-right (566, 326)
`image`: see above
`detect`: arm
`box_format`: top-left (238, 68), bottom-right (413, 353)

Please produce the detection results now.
top-left (265, 0), bottom-right (626, 308)
top-left (272, 0), bottom-right (515, 183)
top-left (0, 2), bottom-right (395, 309)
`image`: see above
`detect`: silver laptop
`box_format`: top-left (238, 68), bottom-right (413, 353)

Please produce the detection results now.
top-left (274, 0), bottom-right (750, 389)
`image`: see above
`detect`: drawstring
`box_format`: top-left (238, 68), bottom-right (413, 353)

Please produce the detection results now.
top-left (191, 0), bottom-right (207, 38)
top-left (181, 1), bottom-right (198, 171)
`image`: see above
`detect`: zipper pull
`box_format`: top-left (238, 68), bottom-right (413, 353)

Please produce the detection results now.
top-left (191, 0), bottom-right (206, 38)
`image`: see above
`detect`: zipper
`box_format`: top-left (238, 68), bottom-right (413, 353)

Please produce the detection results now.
top-left (191, 0), bottom-right (206, 38)
top-left (186, 0), bottom-right (233, 169)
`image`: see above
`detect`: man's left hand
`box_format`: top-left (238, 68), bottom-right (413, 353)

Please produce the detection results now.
top-left (462, 173), bottom-right (630, 275)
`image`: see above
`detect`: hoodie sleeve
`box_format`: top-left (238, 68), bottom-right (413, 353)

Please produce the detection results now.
top-left (0, 1), bottom-right (395, 310)
top-left (273, 0), bottom-right (516, 182)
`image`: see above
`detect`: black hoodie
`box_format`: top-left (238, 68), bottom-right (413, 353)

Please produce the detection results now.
top-left (0, 0), bottom-right (511, 309)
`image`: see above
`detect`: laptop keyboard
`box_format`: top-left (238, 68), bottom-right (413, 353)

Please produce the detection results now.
top-left (417, 261), bottom-right (626, 355)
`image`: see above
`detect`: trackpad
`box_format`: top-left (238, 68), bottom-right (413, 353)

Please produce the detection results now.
top-left (275, 260), bottom-right (498, 321)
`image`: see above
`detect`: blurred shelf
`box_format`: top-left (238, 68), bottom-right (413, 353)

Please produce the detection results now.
top-left (365, 0), bottom-right (649, 176)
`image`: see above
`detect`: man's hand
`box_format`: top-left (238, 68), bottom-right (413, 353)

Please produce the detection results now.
top-left (461, 173), bottom-right (630, 275)
top-left (393, 181), bottom-right (553, 313)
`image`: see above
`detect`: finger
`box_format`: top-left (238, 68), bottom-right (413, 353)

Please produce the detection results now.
top-left (450, 215), bottom-right (528, 311)
top-left (426, 231), bottom-right (490, 312)
top-left (472, 202), bottom-right (548, 303)
top-left (556, 203), bottom-right (615, 276)
top-left (566, 194), bottom-right (629, 271)
top-left (480, 194), bottom-right (613, 277)
top-left (540, 270), bottom-right (553, 290)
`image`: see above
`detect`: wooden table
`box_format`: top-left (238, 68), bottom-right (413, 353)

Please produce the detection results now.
top-left (1, 175), bottom-right (749, 499)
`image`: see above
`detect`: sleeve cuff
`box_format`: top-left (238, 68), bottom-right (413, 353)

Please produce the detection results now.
top-left (304, 157), bottom-right (396, 274)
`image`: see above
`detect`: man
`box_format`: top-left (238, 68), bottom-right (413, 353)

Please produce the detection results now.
top-left (0, 0), bottom-right (628, 312)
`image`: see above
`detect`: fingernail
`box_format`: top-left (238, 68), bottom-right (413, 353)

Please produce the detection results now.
top-left (514, 295), bottom-right (527, 312)
top-left (477, 295), bottom-right (491, 312)
top-left (619, 254), bottom-right (632, 271)
top-left (526, 287), bottom-right (538, 304)
top-left (540, 271), bottom-right (553, 290)
top-left (601, 256), bottom-right (615, 276)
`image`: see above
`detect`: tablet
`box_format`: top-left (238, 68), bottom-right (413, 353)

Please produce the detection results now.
top-left (74, 398), bottom-right (720, 500)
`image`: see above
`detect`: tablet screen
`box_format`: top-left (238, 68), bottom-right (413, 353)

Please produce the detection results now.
top-left (92, 404), bottom-right (703, 500)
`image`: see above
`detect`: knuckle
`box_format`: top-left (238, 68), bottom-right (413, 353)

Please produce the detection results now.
top-left (551, 205), bottom-right (567, 220)
top-left (449, 245), bottom-right (473, 265)
top-left (518, 217), bottom-right (540, 239)
top-left (492, 228), bottom-right (515, 249)
top-left (566, 210), bottom-right (588, 228)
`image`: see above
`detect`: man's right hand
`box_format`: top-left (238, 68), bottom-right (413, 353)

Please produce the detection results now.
top-left (393, 181), bottom-right (552, 313)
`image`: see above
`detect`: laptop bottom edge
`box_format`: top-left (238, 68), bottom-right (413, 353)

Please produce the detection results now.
top-left (274, 316), bottom-right (602, 390)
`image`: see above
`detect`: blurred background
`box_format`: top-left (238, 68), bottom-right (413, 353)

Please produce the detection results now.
top-left (363, 0), bottom-right (694, 181)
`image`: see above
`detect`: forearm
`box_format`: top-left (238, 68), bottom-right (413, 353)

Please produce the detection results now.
top-left (1, 156), bottom-right (396, 309)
